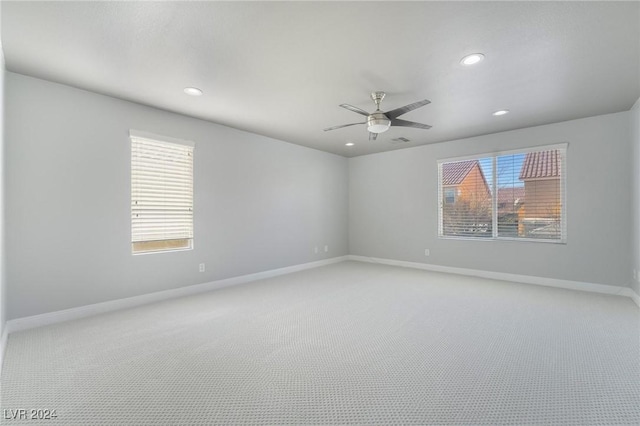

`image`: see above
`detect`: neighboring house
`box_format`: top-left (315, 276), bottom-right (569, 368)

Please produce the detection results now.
top-left (519, 150), bottom-right (562, 237)
top-left (441, 160), bottom-right (491, 205)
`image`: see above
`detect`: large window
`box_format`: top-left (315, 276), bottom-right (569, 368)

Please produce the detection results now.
top-left (131, 131), bottom-right (194, 254)
top-left (438, 144), bottom-right (566, 243)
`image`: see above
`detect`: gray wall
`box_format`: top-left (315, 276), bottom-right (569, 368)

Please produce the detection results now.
top-left (6, 72), bottom-right (348, 319)
top-left (0, 6), bottom-right (5, 340)
top-left (631, 99), bottom-right (640, 296)
top-left (4, 70), bottom-right (637, 321)
top-left (349, 111), bottom-right (631, 288)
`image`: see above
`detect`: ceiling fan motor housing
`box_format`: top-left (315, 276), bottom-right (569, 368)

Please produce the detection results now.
top-left (367, 111), bottom-right (391, 133)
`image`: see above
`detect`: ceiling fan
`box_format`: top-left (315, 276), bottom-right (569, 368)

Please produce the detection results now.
top-left (324, 91), bottom-right (432, 140)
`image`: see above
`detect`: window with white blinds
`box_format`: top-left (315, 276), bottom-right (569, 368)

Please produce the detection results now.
top-left (438, 144), bottom-right (566, 243)
top-left (131, 131), bottom-right (194, 254)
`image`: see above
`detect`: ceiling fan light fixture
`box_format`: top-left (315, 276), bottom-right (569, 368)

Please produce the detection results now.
top-left (367, 112), bottom-right (391, 133)
top-left (460, 53), bottom-right (485, 66)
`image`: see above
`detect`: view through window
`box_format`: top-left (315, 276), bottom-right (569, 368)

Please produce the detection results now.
top-left (438, 145), bottom-right (566, 242)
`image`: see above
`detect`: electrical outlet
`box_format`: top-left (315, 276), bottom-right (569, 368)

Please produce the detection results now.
top-left (314, 246), bottom-right (318, 254)
top-left (199, 263), bottom-right (205, 272)
top-left (324, 245), bottom-right (328, 252)
top-left (424, 249), bottom-right (430, 256)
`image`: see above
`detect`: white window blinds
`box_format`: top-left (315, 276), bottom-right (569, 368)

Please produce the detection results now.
top-left (439, 157), bottom-right (494, 237)
top-left (131, 131), bottom-right (194, 254)
top-left (438, 144), bottom-right (566, 243)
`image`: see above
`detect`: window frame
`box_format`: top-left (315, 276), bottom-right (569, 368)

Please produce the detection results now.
top-left (437, 143), bottom-right (567, 244)
top-left (130, 130), bottom-right (195, 255)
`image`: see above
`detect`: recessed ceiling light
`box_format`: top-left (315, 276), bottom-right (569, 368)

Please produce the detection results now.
top-left (345, 142), bottom-right (355, 147)
top-left (184, 87), bottom-right (203, 96)
top-left (492, 109), bottom-right (510, 116)
top-left (460, 53), bottom-right (485, 66)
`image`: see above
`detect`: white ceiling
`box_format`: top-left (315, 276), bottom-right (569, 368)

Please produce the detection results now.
top-left (3, 1), bottom-right (639, 157)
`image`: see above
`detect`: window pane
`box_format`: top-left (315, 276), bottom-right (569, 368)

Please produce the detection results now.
top-left (441, 157), bottom-right (493, 237)
top-left (514, 149), bottom-right (563, 240)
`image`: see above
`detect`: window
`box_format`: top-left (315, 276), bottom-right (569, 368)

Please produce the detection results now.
top-left (131, 131), bottom-right (194, 254)
top-left (438, 144), bottom-right (566, 242)
top-left (444, 188), bottom-right (456, 204)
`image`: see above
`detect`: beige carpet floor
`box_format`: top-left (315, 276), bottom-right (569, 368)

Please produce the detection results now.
top-left (1, 261), bottom-right (639, 425)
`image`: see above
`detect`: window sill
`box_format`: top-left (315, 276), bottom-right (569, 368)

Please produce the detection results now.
top-left (438, 235), bottom-right (567, 245)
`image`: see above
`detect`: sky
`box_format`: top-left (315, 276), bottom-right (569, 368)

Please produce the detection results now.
top-left (478, 154), bottom-right (526, 189)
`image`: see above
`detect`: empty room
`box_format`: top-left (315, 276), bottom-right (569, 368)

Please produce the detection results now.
top-left (0, 1), bottom-right (639, 425)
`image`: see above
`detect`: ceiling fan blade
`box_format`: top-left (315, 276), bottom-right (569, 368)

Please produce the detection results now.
top-left (369, 132), bottom-right (378, 141)
top-left (340, 104), bottom-right (370, 116)
top-left (390, 118), bottom-right (432, 130)
top-left (323, 122), bottom-right (366, 132)
top-left (385, 99), bottom-right (431, 119)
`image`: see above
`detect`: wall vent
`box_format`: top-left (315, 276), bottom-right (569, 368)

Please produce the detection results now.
top-left (390, 137), bottom-right (411, 144)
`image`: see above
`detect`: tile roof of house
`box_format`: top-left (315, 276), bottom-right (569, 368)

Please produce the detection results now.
top-left (441, 160), bottom-right (479, 185)
top-left (519, 150), bottom-right (561, 180)
top-left (497, 187), bottom-right (525, 205)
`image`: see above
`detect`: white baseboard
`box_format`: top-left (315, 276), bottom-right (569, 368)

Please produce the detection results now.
top-left (348, 255), bottom-right (640, 307)
top-left (6, 256), bottom-right (348, 334)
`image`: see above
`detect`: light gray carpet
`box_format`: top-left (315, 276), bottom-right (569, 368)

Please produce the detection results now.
top-left (1, 261), bottom-right (639, 425)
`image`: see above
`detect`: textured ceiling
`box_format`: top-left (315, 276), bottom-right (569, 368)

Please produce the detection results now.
top-left (3, 1), bottom-right (639, 157)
